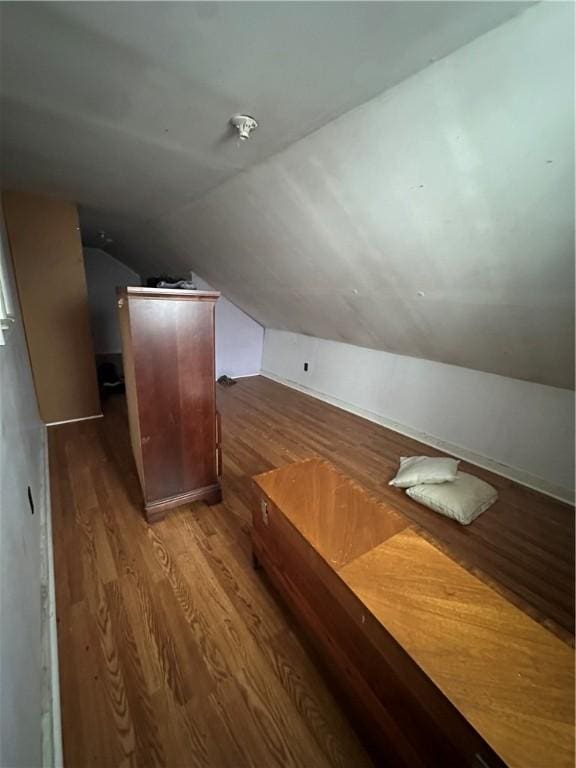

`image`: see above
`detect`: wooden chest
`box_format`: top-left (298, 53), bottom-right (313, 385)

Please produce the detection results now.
top-left (252, 458), bottom-right (574, 768)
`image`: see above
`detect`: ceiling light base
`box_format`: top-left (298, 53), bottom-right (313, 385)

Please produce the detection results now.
top-left (230, 114), bottom-right (258, 141)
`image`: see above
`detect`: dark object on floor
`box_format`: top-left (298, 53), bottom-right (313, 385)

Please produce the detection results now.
top-left (146, 275), bottom-right (196, 289)
top-left (97, 362), bottom-right (125, 400)
top-left (218, 375), bottom-right (237, 387)
top-left (95, 352), bottom-right (124, 378)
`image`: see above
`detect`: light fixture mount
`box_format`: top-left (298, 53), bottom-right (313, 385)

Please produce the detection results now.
top-left (230, 114), bottom-right (258, 141)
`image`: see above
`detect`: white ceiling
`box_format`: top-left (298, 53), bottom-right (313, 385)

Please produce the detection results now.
top-left (3, 1), bottom-right (572, 390)
top-left (1, 1), bottom-right (530, 234)
top-left (113, 2), bottom-right (574, 390)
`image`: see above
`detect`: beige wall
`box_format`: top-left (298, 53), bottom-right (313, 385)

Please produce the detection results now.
top-left (2, 190), bottom-right (100, 423)
top-left (0, 192), bottom-right (46, 768)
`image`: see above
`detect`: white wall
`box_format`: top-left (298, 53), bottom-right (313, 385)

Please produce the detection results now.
top-left (0, 208), bottom-right (47, 765)
top-left (263, 330), bottom-right (575, 502)
top-left (83, 251), bottom-right (263, 376)
top-left (192, 273), bottom-right (263, 379)
top-left (84, 247), bottom-right (141, 353)
top-left (136, 2), bottom-right (574, 391)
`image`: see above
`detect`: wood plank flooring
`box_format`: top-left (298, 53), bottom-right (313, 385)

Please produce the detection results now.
top-left (49, 375), bottom-right (574, 768)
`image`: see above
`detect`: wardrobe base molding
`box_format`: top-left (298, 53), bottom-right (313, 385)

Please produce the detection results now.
top-left (144, 483), bottom-right (223, 523)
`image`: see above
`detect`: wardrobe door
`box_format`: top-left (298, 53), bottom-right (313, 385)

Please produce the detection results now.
top-left (130, 295), bottom-right (216, 504)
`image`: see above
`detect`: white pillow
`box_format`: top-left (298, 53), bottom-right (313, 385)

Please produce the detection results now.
top-left (406, 472), bottom-right (498, 525)
top-left (389, 456), bottom-right (460, 488)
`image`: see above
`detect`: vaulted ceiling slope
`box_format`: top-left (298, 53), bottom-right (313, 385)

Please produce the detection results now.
top-left (1, 2), bottom-right (573, 389)
top-left (0, 1), bottom-right (529, 228)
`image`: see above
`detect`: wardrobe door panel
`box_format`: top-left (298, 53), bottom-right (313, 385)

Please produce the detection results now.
top-left (130, 296), bottom-right (216, 504)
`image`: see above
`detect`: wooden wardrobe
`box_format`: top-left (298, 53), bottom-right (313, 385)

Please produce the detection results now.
top-left (117, 286), bottom-right (222, 522)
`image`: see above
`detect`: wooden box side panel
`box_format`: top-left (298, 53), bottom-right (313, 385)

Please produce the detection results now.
top-left (117, 291), bottom-right (145, 492)
top-left (251, 488), bottom-right (505, 768)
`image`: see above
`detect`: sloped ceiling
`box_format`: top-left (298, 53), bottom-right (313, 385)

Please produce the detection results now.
top-left (1, 1), bottom-right (573, 389)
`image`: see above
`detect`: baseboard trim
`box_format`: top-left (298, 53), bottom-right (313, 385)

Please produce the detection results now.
top-left (144, 482), bottom-right (223, 523)
top-left (260, 371), bottom-right (574, 505)
top-left (40, 428), bottom-right (63, 767)
top-left (216, 372), bottom-right (261, 381)
top-left (46, 413), bottom-right (103, 427)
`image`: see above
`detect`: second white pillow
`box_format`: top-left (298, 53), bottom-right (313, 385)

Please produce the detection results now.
top-left (406, 471), bottom-right (498, 525)
top-left (389, 455), bottom-right (460, 488)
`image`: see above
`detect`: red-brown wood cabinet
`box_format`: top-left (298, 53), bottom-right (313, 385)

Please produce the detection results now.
top-left (117, 286), bottom-right (222, 522)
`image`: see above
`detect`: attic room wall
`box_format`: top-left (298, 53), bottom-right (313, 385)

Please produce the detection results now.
top-left (263, 330), bottom-right (575, 502)
top-left (192, 272), bottom-right (263, 379)
top-left (0, 205), bottom-right (48, 766)
top-left (125, 2), bottom-right (573, 500)
top-left (83, 250), bottom-right (263, 379)
top-left (139, 1), bottom-right (573, 392)
top-left (84, 247), bottom-right (141, 373)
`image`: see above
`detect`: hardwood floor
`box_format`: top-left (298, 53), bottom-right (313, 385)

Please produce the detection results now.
top-left (219, 376), bottom-right (574, 642)
top-left (49, 375), bottom-right (574, 768)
